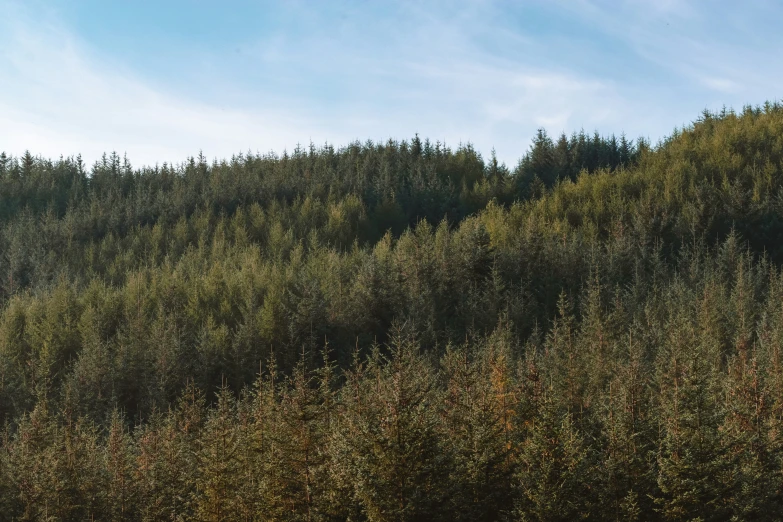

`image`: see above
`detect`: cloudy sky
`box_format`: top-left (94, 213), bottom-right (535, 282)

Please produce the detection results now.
top-left (1, 0), bottom-right (781, 168)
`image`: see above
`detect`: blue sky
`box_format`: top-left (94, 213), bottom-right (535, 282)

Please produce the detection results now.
top-left (2, 0), bottom-right (782, 168)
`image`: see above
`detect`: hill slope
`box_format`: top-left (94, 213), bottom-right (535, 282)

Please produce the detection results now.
top-left (1, 104), bottom-right (783, 519)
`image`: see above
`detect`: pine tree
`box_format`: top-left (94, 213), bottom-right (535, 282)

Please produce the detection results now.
top-left (597, 332), bottom-right (657, 521)
top-left (136, 384), bottom-right (204, 520)
top-left (514, 391), bottom-right (593, 521)
top-left (440, 335), bottom-right (516, 521)
top-left (331, 329), bottom-right (448, 521)
top-left (260, 351), bottom-right (337, 521)
top-left (195, 386), bottom-right (243, 522)
top-left (104, 409), bottom-right (137, 521)
top-left (653, 310), bottom-right (732, 521)
top-left (7, 398), bottom-right (63, 521)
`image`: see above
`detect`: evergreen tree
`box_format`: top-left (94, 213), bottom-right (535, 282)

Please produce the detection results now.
top-left (331, 328), bottom-right (448, 521)
top-left (104, 409), bottom-right (137, 521)
top-left (195, 386), bottom-right (243, 522)
top-left (514, 391), bottom-right (593, 521)
top-left (2, 102), bottom-right (783, 518)
top-left (440, 333), bottom-right (516, 521)
top-left (653, 310), bottom-right (732, 521)
top-left (259, 351), bottom-right (336, 521)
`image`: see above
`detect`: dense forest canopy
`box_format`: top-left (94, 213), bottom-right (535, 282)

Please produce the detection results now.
top-left (1, 103), bottom-right (783, 519)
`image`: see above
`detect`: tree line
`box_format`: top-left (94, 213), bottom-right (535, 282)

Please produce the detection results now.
top-left (1, 103), bottom-right (783, 519)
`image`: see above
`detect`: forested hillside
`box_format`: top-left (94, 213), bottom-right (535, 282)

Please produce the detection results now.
top-left (1, 104), bottom-right (783, 520)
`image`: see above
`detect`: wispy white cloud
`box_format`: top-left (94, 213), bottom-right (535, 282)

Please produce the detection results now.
top-left (0, 4), bottom-right (340, 167)
top-left (565, 0), bottom-right (783, 98)
top-left (0, 0), bottom-right (628, 168)
top-left (699, 77), bottom-right (740, 94)
top-left (2, 0), bottom-right (780, 169)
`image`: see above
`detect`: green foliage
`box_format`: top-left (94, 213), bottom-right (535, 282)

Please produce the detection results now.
top-left (331, 329), bottom-right (448, 521)
top-left (2, 104), bottom-right (783, 518)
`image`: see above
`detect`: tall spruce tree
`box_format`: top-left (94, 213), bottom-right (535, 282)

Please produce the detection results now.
top-left (331, 328), bottom-right (448, 521)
